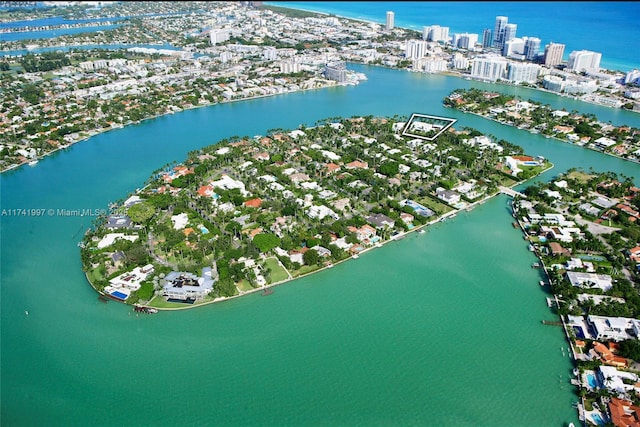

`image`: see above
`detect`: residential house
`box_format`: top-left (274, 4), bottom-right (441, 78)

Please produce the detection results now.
top-left (435, 188), bottom-right (461, 205)
top-left (366, 213), bottom-right (395, 229)
top-left (345, 160), bottom-right (368, 170)
top-left (106, 214), bottom-right (132, 230)
top-left (587, 315), bottom-right (640, 341)
top-left (608, 398), bottom-right (640, 426)
top-left (567, 271), bottom-right (613, 291)
top-left (629, 246), bottom-right (640, 263)
top-left (400, 212), bottom-right (414, 224)
top-left (244, 198), bottom-right (263, 208)
top-left (162, 269), bottom-right (215, 301)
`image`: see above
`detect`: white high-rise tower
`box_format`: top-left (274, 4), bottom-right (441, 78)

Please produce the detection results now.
top-left (386, 11), bottom-right (394, 30)
top-left (493, 16), bottom-right (508, 49)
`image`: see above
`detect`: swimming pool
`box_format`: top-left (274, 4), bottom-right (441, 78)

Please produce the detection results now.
top-left (110, 291), bottom-right (127, 300)
top-left (591, 412), bottom-right (605, 425)
top-left (573, 325), bottom-right (585, 339)
top-left (587, 373), bottom-right (598, 388)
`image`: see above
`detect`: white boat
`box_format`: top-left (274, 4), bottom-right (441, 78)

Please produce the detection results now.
top-left (28, 159), bottom-right (38, 166)
top-left (352, 254), bottom-right (359, 259)
top-left (418, 229), bottom-right (426, 234)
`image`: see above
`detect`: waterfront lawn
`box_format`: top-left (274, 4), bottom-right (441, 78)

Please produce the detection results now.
top-left (237, 279), bottom-right (254, 292)
top-left (492, 173), bottom-right (518, 187)
top-left (295, 264), bottom-right (320, 277)
top-left (264, 257), bottom-right (289, 283)
top-left (418, 196), bottom-right (453, 216)
top-left (135, 281), bottom-right (154, 301)
top-left (148, 297), bottom-right (194, 309)
top-left (566, 170), bottom-right (594, 183)
top-left (89, 266), bottom-right (106, 286)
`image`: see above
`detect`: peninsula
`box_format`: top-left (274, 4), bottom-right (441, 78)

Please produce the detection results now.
top-left (444, 88), bottom-right (640, 163)
top-left (80, 113), bottom-right (551, 309)
top-left (509, 168), bottom-right (640, 425)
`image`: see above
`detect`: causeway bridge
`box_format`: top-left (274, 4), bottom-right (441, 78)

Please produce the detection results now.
top-left (498, 186), bottom-right (527, 198)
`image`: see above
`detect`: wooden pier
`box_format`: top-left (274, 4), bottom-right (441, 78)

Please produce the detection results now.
top-left (541, 320), bottom-right (563, 326)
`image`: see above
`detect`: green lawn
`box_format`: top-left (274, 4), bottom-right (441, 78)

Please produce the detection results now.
top-left (295, 265), bottom-right (319, 276)
top-left (237, 279), bottom-right (254, 292)
top-left (89, 267), bottom-right (104, 283)
top-left (148, 296), bottom-right (195, 309)
top-left (419, 196), bottom-right (453, 215)
top-left (264, 257), bottom-right (289, 283)
top-left (567, 170), bottom-right (594, 183)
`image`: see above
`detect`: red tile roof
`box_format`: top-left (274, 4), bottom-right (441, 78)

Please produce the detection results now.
top-left (244, 198), bottom-right (262, 208)
top-left (609, 397), bottom-right (640, 427)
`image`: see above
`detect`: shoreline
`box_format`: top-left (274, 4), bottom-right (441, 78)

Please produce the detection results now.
top-left (0, 78), bottom-right (350, 176)
top-left (448, 106), bottom-right (640, 166)
top-left (510, 193), bottom-right (582, 420)
top-left (96, 165), bottom-right (552, 312)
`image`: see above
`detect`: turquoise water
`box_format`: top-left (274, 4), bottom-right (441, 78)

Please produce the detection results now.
top-left (587, 373), bottom-right (598, 388)
top-left (2, 64), bottom-right (640, 426)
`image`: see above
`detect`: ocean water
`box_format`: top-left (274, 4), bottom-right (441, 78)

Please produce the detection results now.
top-left (3, 64), bottom-right (640, 426)
top-left (268, 1), bottom-right (640, 72)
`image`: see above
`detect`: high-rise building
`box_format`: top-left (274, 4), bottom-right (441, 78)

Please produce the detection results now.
top-left (386, 11), bottom-right (394, 30)
top-left (210, 29), bottom-right (230, 45)
top-left (493, 16), bottom-right (508, 49)
top-left (482, 28), bottom-right (492, 48)
top-left (502, 38), bottom-right (525, 58)
top-left (503, 24), bottom-right (517, 44)
top-left (423, 25), bottom-right (449, 43)
top-left (451, 53), bottom-right (470, 70)
top-left (543, 42), bottom-right (565, 67)
top-left (405, 40), bottom-right (428, 59)
top-left (506, 62), bottom-right (540, 83)
top-left (457, 33), bottom-right (478, 50)
top-left (567, 50), bottom-right (602, 72)
top-left (524, 37), bottom-right (541, 61)
top-left (324, 61), bottom-right (347, 82)
top-left (624, 69), bottom-right (640, 85)
top-left (471, 55), bottom-right (508, 81)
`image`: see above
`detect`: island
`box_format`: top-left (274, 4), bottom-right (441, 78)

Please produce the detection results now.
top-left (444, 88), bottom-right (640, 163)
top-left (509, 168), bottom-right (640, 425)
top-left (80, 113), bottom-right (552, 309)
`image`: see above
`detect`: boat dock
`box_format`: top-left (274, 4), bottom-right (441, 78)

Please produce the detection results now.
top-left (542, 320), bottom-right (563, 326)
top-left (133, 304), bottom-right (158, 314)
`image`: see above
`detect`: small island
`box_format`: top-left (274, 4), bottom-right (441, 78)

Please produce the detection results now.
top-left (509, 168), bottom-right (640, 425)
top-left (80, 113), bottom-right (551, 310)
top-left (444, 88), bottom-right (640, 163)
